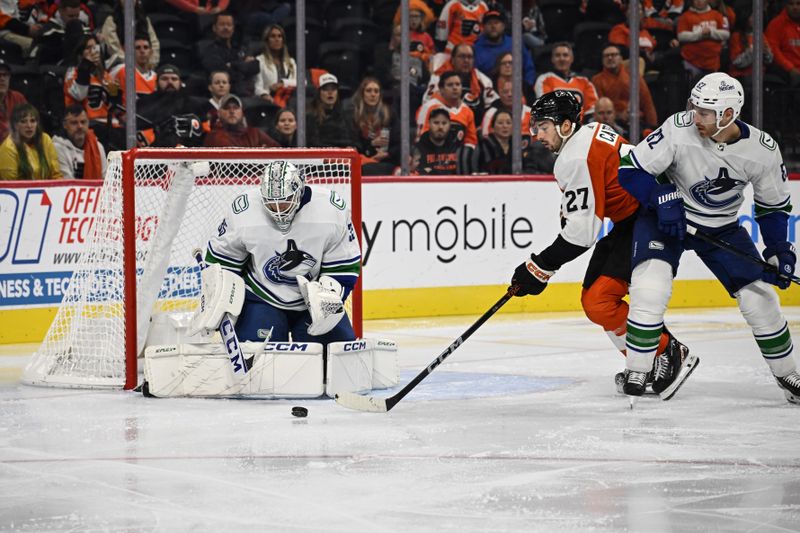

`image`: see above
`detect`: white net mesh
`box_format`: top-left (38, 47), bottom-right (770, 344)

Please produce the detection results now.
top-left (24, 149), bottom-right (359, 389)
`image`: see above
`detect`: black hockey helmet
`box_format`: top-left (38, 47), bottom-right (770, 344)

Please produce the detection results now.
top-left (530, 90), bottom-right (582, 132)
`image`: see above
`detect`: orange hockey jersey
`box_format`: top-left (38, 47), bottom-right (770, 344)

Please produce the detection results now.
top-left (416, 93), bottom-right (478, 148)
top-left (435, 0), bottom-right (488, 51)
top-left (677, 8), bottom-right (729, 71)
top-left (554, 122), bottom-right (638, 248)
top-left (534, 72), bottom-right (599, 119)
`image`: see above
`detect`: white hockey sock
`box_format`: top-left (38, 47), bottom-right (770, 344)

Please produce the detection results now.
top-left (625, 260), bottom-right (673, 372)
top-left (736, 281), bottom-right (797, 377)
top-left (606, 330), bottom-right (627, 352)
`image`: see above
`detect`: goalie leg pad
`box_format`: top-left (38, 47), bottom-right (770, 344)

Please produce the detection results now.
top-left (144, 342), bottom-right (324, 398)
top-left (145, 312), bottom-right (215, 349)
top-left (190, 263), bottom-right (246, 336)
top-left (326, 340), bottom-right (374, 397)
top-left (372, 339), bottom-right (399, 390)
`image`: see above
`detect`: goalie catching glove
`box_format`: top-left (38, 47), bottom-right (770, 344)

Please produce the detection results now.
top-left (189, 263), bottom-right (245, 336)
top-left (296, 275), bottom-right (345, 336)
top-left (510, 253), bottom-right (556, 296)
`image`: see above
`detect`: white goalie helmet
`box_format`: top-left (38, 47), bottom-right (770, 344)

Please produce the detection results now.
top-left (260, 161), bottom-right (305, 232)
top-left (688, 72), bottom-right (744, 135)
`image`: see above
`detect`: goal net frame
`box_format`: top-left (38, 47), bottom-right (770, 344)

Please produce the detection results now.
top-left (24, 147), bottom-right (362, 391)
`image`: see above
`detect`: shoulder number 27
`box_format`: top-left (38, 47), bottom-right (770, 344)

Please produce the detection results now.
top-left (565, 187), bottom-right (589, 212)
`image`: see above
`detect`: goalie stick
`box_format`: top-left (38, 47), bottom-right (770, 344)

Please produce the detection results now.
top-left (334, 286), bottom-right (519, 413)
top-left (193, 249), bottom-right (249, 374)
top-left (686, 226), bottom-right (800, 286)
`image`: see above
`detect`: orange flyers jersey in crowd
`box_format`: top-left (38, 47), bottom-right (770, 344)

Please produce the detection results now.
top-left (554, 122), bottom-right (638, 248)
top-left (436, 0), bottom-right (489, 51)
top-left (677, 9), bottom-right (728, 70)
top-left (642, 0), bottom-right (683, 30)
top-left (480, 105), bottom-right (531, 138)
top-left (112, 66), bottom-right (157, 104)
top-left (534, 72), bottom-right (599, 119)
top-left (416, 93), bottom-right (478, 148)
top-left (64, 67), bottom-right (119, 125)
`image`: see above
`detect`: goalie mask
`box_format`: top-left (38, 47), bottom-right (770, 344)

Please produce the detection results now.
top-left (260, 161), bottom-right (305, 232)
top-left (687, 72), bottom-right (744, 138)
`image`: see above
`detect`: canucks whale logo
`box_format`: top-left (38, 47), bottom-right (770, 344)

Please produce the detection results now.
top-left (263, 239), bottom-right (317, 285)
top-left (690, 167), bottom-right (745, 209)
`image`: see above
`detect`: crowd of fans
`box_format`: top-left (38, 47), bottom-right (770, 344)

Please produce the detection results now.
top-left (0, 0), bottom-right (797, 180)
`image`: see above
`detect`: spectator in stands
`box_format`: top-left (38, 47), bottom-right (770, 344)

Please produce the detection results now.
top-left (348, 77), bottom-right (393, 166)
top-left (591, 43), bottom-right (658, 131)
top-left (677, 0), bottom-right (730, 77)
top-left (477, 108), bottom-right (513, 173)
top-left (436, 0), bottom-right (489, 52)
top-left (415, 107), bottom-right (464, 175)
top-left (306, 73), bottom-right (356, 149)
top-left (203, 94), bottom-right (279, 148)
top-left (52, 104), bottom-right (105, 179)
top-left (0, 103), bottom-right (62, 180)
top-left (417, 70), bottom-right (477, 172)
top-left (643, 0), bottom-right (683, 31)
top-left (165, 0), bottom-right (231, 15)
top-left (522, 0), bottom-right (547, 53)
top-left (765, 0), bottom-right (800, 86)
top-left (201, 70), bottom-right (231, 126)
top-left (709, 0), bottom-right (736, 28)
top-left (137, 64), bottom-right (204, 148)
top-left (32, 0), bottom-right (86, 65)
top-left (254, 24), bottom-right (296, 107)
top-left (230, 1), bottom-right (291, 40)
top-left (0, 59), bottom-right (27, 143)
top-left (0, 2), bottom-right (43, 56)
top-left (393, 0), bottom-right (436, 66)
top-left (201, 11), bottom-right (260, 97)
top-left (425, 43), bottom-right (497, 127)
top-left (99, 0), bottom-right (159, 69)
top-left (473, 7), bottom-right (536, 89)
top-left (609, 1), bottom-right (658, 66)
top-left (594, 96), bottom-right (628, 136)
top-left (490, 52), bottom-right (536, 104)
top-left (64, 32), bottom-right (122, 150)
top-left (730, 8), bottom-right (773, 79)
top-left (271, 108), bottom-right (296, 147)
top-left (534, 42), bottom-right (599, 121)
top-left (373, 23), bottom-right (428, 107)
top-left (111, 34), bottom-right (156, 105)
top-left (480, 77), bottom-right (532, 139)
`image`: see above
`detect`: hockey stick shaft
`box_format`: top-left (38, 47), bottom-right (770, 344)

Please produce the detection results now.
top-left (193, 249), bottom-right (250, 373)
top-left (335, 286), bottom-right (519, 412)
top-left (686, 226), bottom-right (800, 285)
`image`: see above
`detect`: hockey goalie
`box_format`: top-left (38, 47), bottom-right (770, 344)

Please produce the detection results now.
top-left (142, 161), bottom-right (398, 398)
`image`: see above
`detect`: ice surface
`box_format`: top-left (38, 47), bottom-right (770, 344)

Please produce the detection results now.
top-left (1, 308), bottom-right (799, 532)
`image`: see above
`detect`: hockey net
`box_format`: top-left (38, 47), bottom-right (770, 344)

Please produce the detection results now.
top-left (23, 148), bottom-right (362, 390)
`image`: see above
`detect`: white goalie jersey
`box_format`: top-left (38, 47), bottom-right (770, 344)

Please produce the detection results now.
top-left (626, 111), bottom-right (791, 227)
top-left (205, 185), bottom-right (361, 311)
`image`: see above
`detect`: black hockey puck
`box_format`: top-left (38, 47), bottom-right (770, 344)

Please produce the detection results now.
top-left (291, 406), bottom-right (308, 418)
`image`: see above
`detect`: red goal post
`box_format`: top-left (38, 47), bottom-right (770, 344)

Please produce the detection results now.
top-left (23, 148), bottom-right (362, 390)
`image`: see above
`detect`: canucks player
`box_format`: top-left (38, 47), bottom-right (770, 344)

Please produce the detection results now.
top-left (202, 160), bottom-right (361, 343)
top-left (618, 72), bottom-right (799, 404)
top-left (510, 90), bottom-right (694, 397)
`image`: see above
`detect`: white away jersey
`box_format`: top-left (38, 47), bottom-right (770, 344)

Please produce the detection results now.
top-left (554, 123), bottom-right (639, 248)
top-left (627, 111), bottom-right (791, 227)
top-left (205, 185), bottom-right (361, 311)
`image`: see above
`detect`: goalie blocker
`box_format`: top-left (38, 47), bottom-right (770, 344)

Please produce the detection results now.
top-left (143, 338), bottom-right (399, 398)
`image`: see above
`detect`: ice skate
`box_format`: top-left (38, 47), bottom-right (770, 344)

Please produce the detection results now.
top-left (656, 335), bottom-right (700, 401)
top-left (774, 371), bottom-right (800, 405)
top-left (615, 370), bottom-right (656, 394)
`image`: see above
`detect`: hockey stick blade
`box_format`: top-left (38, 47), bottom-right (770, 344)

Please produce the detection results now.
top-left (334, 391), bottom-right (388, 413)
top-left (334, 286), bottom-right (519, 413)
top-left (686, 226), bottom-right (800, 285)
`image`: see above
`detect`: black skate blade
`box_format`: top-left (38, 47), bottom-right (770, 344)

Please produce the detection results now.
top-left (660, 354), bottom-right (699, 401)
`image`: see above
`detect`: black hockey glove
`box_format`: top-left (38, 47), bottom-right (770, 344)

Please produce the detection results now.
top-left (762, 242), bottom-right (796, 289)
top-left (650, 183), bottom-right (686, 240)
top-left (510, 253), bottom-right (556, 296)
